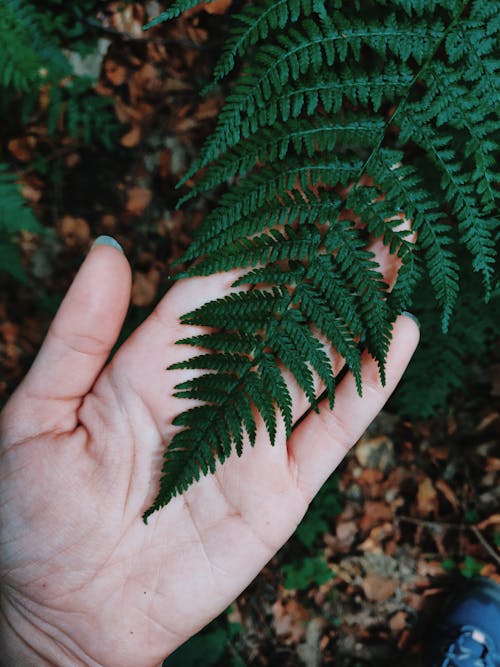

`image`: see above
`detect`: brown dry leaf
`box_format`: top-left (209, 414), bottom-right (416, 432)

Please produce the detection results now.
top-left (336, 521), bottom-right (358, 550)
top-left (58, 216), bottom-right (91, 247)
top-left (129, 63), bottom-right (162, 105)
top-left (164, 78), bottom-right (193, 93)
top-left (428, 446), bottom-right (450, 461)
top-left (121, 125), bottom-right (142, 148)
top-left (417, 477), bottom-right (438, 517)
top-left (8, 137), bottom-right (33, 162)
top-left (477, 514), bottom-right (500, 530)
top-left (115, 99), bottom-right (141, 124)
top-left (125, 186), bottom-right (152, 215)
top-left (389, 611), bottom-right (407, 634)
top-left (204, 0), bottom-right (233, 14)
top-left (21, 183), bottom-right (42, 204)
top-left (475, 412), bottom-right (499, 432)
top-left (417, 559), bottom-right (444, 577)
top-left (272, 598), bottom-right (310, 644)
top-left (131, 269), bottom-right (160, 306)
top-left (486, 458), bottom-right (500, 472)
top-left (359, 522), bottom-right (394, 553)
top-left (362, 572), bottom-right (398, 602)
top-left (109, 2), bottom-right (145, 38)
top-left (435, 479), bottom-right (459, 511)
top-left (359, 501), bottom-right (393, 533)
top-left (104, 60), bottom-right (128, 87)
top-left (355, 435), bottom-right (395, 471)
top-left (195, 97), bottom-right (223, 121)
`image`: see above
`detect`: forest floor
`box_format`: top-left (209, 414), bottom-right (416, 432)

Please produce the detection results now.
top-left (1, 2), bottom-right (499, 665)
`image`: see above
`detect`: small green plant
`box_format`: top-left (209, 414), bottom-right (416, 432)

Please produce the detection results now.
top-left (296, 476), bottom-right (342, 549)
top-left (0, 0), bottom-right (121, 280)
top-left (142, 0), bottom-right (499, 519)
top-left (162, 613), bottom-right (245, 667)
top-left (282, 555), bottom-right (334, 590)
top-left (0, 165), bottom-right (43, 281)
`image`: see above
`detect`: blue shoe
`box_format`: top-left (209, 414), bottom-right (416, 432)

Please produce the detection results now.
top-left (427, 577), bottom-right (500, 667)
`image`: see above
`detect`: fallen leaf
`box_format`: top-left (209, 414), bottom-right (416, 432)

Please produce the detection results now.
top-left (131, 269), bottom-right (160, 306)
top-left (104, 59), bottom-right (128, 86)
top-left (389, 610), bottom-right (407, 634)
top-left (125, 186), bottom-right (152, 215)
top-left (477, 514), bottom-right (500, 530)
top-left (417, 477), bottom-right (438, 517)
top-left (204, 0), bottom-right (233, 14)
top-left (272, 598), bottom-right (310, 644)
top-left (355, 435), bottom-right (395, 471)
top-left (360, 501), bottom-right (393, 533)
top-left (435, 479), bottom-right (459, 511)
top-left (121, 125), bottom-right (142, 148)
top-left (8, 137), bottom-right (33, 162)
top-left (58, 216), bottom-right (91, 247)
top-left (336, 521), bottom-right (358, 549)
top-left (362, 572), bottom-right (398, 602)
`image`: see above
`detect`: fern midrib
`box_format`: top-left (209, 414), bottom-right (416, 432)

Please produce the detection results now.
top-left (283, 73), bottom-right (413, 99)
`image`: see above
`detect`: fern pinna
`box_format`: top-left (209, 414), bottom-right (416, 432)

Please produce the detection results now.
top-left (142, 0), bottom-right (499, 520)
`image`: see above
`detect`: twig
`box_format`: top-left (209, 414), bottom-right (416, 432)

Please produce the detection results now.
top-left (84, 17), bottom-right (209, 51)
top-left (398, 515), bottom-right (500, 568)
top-left (396, 515), bottom-right (467, 531)
top-left (470, 526), bottom-right (500, 568)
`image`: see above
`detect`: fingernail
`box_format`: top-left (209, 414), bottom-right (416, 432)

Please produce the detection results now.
top-left (91, 235), bottom-right (124, 254)
top-left (402, 311), bottom-right (420, 328)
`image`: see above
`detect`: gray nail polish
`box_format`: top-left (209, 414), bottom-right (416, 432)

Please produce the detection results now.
top-left (91, 235), bottom-right (124, 254)
top-left (402, 311), bottom-right (420, 328)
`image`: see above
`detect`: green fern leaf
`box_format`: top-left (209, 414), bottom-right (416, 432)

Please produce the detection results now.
top-left (144, 0), bottom-right (499, 519)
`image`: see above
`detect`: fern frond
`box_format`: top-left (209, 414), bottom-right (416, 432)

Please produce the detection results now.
top-left (143, 0), bottom-right (214, 27)
top-left (175, 156), bottom-right (359, 267)
top-left (395, 270), bottom-right (500, 417)
top-left (176, 190), bottom-right (344, 265)
top-left (400, 114), bottom-right (496, 296)
top-left (192, 15), bottom-right (444, 170)
top-left (179, 116), bottom-right (384, 205)
top-left (0, 0), bottom-right (70, 92)
top-left (211, 0), bottom-right (336, 84)
top-left (145, 0), bottom-right (499, 518)
top-left (364, 150), bottom-right (460, 331)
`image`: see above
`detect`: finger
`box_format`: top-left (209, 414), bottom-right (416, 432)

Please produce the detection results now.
top-left (115, 268), bottom-right (251, 428)
top-left (288, 313), bottom-right (419, 502)
top-left (12, 237), bottom-right (132, 433)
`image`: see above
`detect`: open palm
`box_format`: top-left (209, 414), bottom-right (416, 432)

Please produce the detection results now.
top-left (0, 238), bottom-right (418, 667)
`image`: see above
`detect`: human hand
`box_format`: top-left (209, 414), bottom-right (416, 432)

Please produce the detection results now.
top-left (0, 235), bottom-right (419, 667)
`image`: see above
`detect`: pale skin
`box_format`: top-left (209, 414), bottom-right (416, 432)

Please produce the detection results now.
top-left (0, 237), bottom-right (419, 667)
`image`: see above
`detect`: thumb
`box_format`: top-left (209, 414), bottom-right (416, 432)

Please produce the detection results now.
top-left (12, 236), bottom-right (132, 434)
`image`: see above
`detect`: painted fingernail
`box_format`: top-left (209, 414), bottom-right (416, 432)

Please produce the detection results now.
top-left (402, 311), bottom-right (420, 328)
top-left (91, 235), bottom-right (124, 254)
